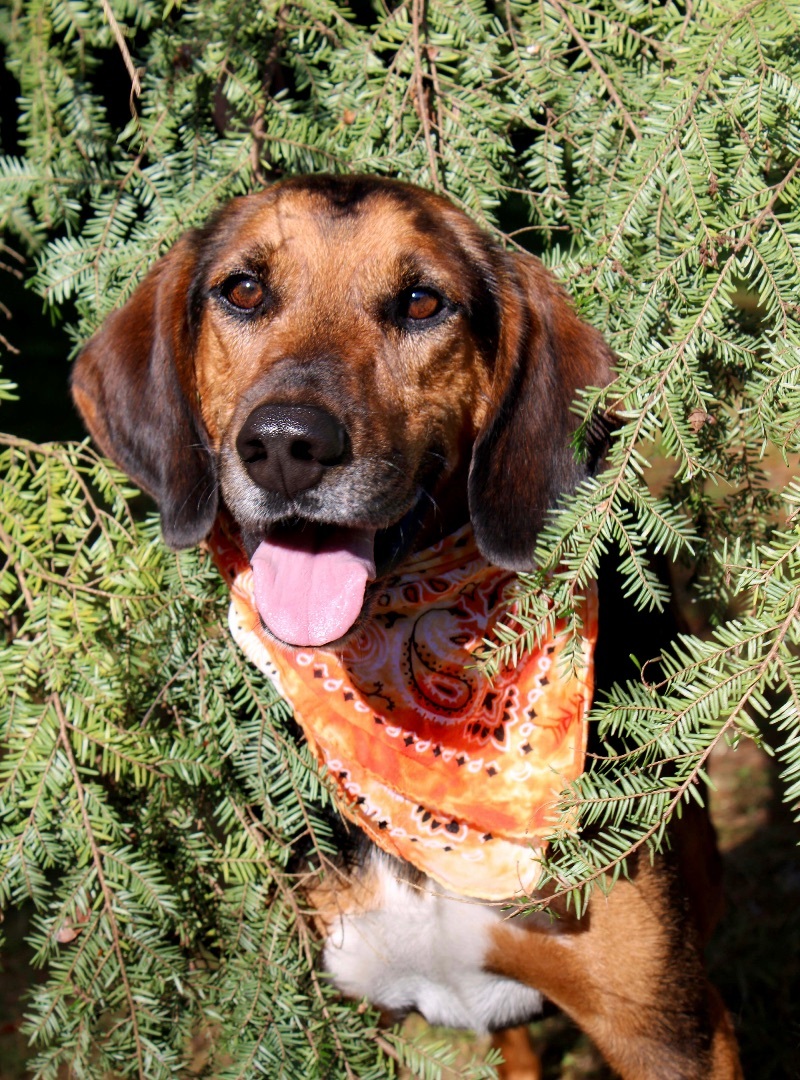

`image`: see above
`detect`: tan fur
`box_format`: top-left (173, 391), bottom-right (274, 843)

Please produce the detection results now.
top-left (192, 186), bottom-right (493, 540)
top-left (491, 1025), bottom-right (543, 1080)
top-left (72, 175), bottom-right (742, 1079)
top-left (488, 849), bottom-right (742, 1079)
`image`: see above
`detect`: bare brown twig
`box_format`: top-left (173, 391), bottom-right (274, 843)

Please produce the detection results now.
top-left (100, 0), bottom-right (142, 105)
top-left (411, 0), bottom-right (443, 191)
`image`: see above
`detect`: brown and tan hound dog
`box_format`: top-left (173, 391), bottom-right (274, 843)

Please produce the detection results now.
top-left (72, 175), bottom-right (742, 1079)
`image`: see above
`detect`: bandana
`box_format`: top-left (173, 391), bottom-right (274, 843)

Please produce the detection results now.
top-left (208, 521), bottom-right (597, 901)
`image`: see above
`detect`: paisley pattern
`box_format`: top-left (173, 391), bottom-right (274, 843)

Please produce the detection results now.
top-left (209, 520), bottom-right (598, 900)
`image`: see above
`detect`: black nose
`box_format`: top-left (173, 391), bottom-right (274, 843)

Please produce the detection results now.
top-left (235, 404), bottom-right (348, 497)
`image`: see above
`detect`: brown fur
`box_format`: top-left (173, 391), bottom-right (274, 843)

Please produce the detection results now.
top-left (73, 175), bottom-right (613, 564)
top-left (488, 821), bottom-right (740, 1079)
top-left (72, 175), bottom-right (741, 1078)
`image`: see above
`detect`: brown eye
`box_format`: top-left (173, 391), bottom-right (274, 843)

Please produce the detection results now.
top-left (223, 275), bottom-right (265, 310)
top-left (405, 287), bottom-right (443, 321)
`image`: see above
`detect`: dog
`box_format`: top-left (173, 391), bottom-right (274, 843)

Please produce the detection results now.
top-left (72, 174), bottom-right (742, 1079)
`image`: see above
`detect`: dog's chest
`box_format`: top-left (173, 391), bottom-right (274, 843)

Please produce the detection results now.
top-left (321, 853), bottom-right (544, 1033)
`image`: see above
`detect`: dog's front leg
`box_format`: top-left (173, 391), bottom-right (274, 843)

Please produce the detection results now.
top-left (491, 1025), bottom-right (542, 1080)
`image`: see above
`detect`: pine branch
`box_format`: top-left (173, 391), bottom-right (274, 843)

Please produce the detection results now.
top-left (2, 1), bottom-right (800, 1072)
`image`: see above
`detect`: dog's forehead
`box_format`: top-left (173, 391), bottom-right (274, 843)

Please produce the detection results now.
top-left (206, 182), bottom-right (487, 298)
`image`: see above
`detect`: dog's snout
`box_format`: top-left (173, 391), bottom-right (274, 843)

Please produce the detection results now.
top-left (235, 403), bottom-right (348, 496)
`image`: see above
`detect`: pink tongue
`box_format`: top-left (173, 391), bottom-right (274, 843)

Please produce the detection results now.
top-left (251, 527), bottom-right (377, 647)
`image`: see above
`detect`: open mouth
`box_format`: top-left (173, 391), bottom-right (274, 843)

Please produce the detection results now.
top-left (244, 498), bottom-right (432, 649)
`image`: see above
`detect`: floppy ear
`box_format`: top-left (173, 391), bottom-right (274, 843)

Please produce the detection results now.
top-left (71, 237), bottom-right (218, 549)
top-left (468, 252), bottom-right (615, 571)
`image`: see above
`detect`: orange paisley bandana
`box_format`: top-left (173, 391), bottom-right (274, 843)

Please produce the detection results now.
top-left (209, 522), bottom-right (597, 900)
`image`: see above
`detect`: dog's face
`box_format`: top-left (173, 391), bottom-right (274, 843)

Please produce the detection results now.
top-left (72, 175), bottom-right (613, 647)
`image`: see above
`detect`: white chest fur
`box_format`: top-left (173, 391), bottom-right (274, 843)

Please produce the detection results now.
top-left (322, 853), bottom-right (544, 1032)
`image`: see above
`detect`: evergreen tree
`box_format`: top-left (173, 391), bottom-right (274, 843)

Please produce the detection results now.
top-left (1, 2), bottom-right (798, 1076)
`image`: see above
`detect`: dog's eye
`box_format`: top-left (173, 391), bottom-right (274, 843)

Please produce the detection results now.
top-left (407, 288), bottom-right (442, 320)
top-left (221, 275), bottom-right (265, 311)
top-left (401, 287), bottom-right (444, 322)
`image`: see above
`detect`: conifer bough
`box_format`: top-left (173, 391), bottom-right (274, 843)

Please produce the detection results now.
top-left (1, 2), bottom-right (799, 1076)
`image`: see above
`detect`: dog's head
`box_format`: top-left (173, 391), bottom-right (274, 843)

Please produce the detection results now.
top-left (72, 175), bottom-right (613, 647)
